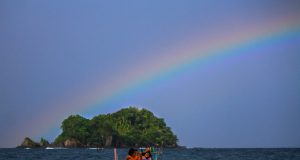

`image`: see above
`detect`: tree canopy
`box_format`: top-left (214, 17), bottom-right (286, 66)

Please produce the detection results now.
top-left (54, 107), bottom-right (178, 147)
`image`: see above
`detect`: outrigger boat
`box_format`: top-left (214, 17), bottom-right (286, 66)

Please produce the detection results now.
top-left (138, 147), bottom-right (161, 160)
top-left (114, 146), bottom-right (162, 160)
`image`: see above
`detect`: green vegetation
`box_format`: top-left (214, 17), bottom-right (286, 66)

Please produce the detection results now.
top-left (54, 107), bottom-right (178, 147)
top-left (18, 137), bottom-right (49, 148)
top-left (39, 138), bottom-right (49, 147)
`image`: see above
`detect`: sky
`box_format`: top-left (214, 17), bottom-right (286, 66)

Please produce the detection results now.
top-left (0, 0), bottom-right (300, 148)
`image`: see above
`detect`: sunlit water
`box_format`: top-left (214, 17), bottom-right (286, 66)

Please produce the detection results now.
top-left (0, 148), bottom-right (299, 160)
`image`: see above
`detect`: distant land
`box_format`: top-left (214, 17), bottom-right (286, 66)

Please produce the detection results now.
top-left (18, 107), bottom-right (178, 148)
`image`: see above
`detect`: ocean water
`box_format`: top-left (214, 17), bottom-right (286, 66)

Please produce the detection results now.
top-left (0, 148), bottom-right (299, 160)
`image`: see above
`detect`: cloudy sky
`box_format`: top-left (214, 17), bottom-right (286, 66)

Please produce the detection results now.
top-left (1, 0), bottom-right (300, 148)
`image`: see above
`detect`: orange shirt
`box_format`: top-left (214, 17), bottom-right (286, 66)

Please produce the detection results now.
top-left (126, 155), bottom-right (141, 160)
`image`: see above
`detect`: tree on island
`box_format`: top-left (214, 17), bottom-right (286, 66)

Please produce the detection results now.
top-left (55, 107), bottom-right (178, 147)
top-left (40, 137), bottom-right (49, 147)
top-left (19, 107), bottom-right (178, 148)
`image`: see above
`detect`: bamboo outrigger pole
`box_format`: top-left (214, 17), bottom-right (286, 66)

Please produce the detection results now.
top-left (114, 147), bottom-right (118, 160)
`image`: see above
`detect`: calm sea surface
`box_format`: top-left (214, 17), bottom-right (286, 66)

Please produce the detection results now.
top-left (0, 148), bottom-right (299, 160)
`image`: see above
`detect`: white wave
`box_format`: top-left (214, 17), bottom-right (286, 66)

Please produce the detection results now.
top-left (45, 147), bottom-right (67, 149)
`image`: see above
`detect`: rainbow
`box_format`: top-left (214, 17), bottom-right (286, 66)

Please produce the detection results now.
top-left (82, 19), bottom-right (300, 116)
top-left (30, 17), bottom-right (300, 140)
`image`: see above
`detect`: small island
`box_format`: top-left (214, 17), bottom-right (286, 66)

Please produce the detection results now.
top-left (19, 107), bottom-right (178, 148)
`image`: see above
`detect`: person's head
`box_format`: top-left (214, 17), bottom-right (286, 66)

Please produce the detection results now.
top-left (145, 152), bottom-right (149, 157)
top-left (128, 148), bottom-right (135, 156)
top-left (133, 149), bottom-right (139, 156)
top-left (145, 152), bottom-right (152, 158)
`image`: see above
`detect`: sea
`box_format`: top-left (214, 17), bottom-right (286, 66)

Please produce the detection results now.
top-left (0, 148), bottom-right (300, 160)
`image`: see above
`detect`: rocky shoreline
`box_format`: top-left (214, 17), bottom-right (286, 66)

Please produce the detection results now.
top-left (18, 137), bottom-right (95, 148)
top-left (18, 137), bottom-right (182, 149)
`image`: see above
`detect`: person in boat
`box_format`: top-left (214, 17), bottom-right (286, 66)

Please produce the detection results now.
top-left (141, 152), bottom-right (147, 160)
top-left (126, 148), bottom-right (141, 160)
top-left (141, 152), bottom-right (152, 160)
top-left (141, 147), bottom-right (152, 160)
